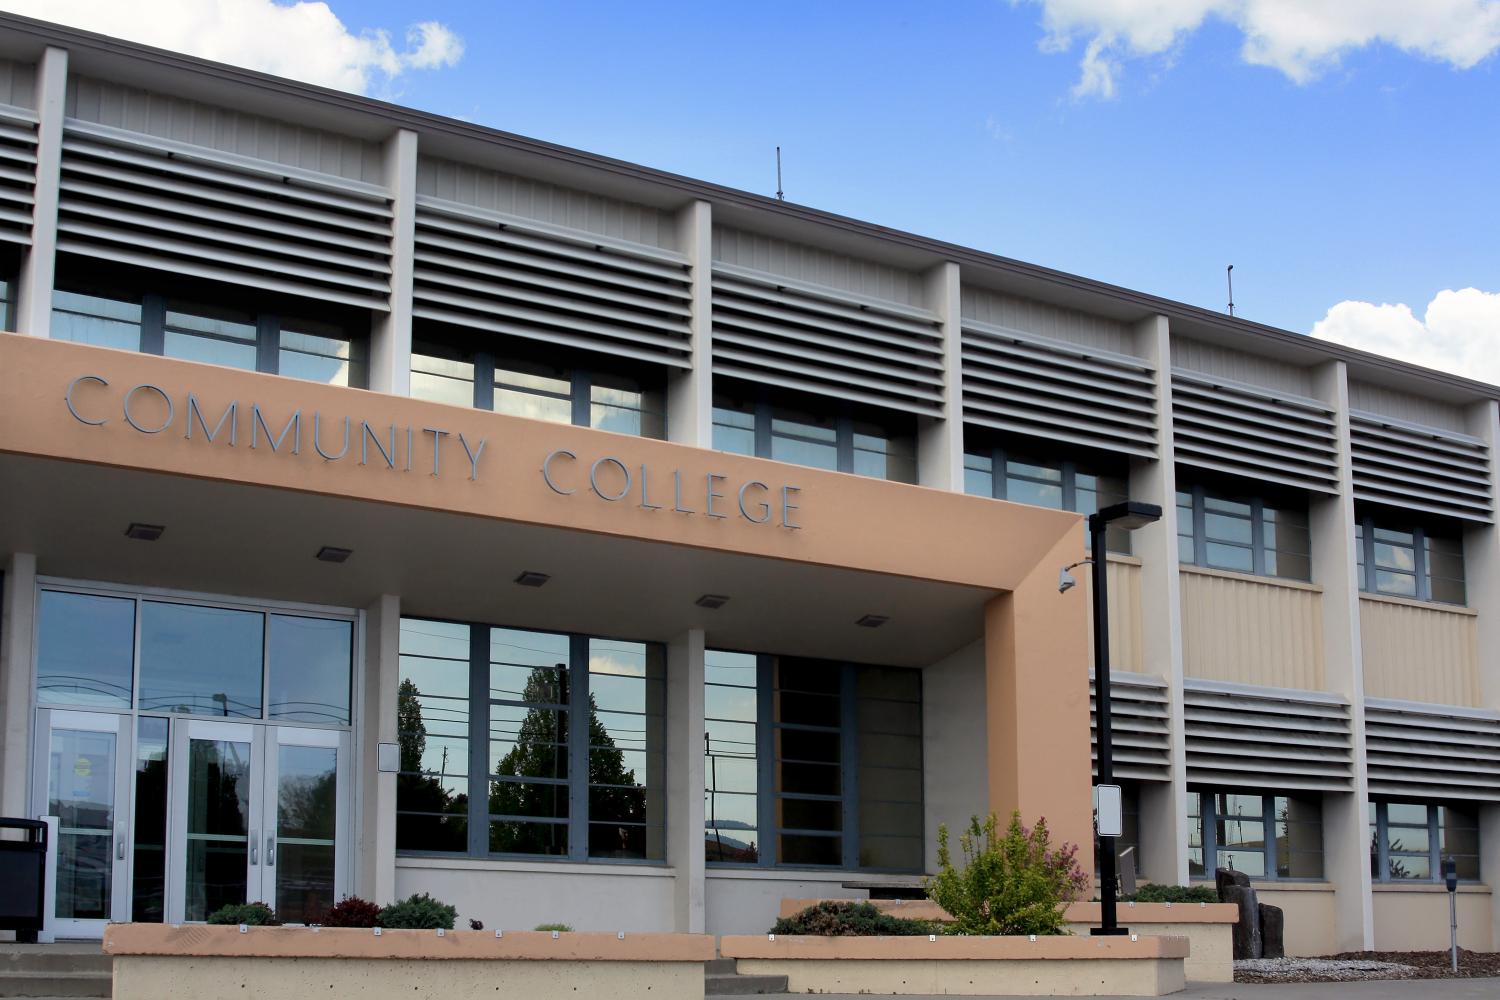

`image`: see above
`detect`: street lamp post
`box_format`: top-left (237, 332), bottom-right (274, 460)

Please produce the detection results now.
top-left (1083, 500), bottom-right (1162, 937)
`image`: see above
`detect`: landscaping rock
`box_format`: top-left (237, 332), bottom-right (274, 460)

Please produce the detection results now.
top-left (1221, 883), bottom-right (1262, 959)
top-left (1259, 903), bottom-right (1284, 959)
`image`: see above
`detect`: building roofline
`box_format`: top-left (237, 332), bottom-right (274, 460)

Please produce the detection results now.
top-left (4, 10), bottom-right (1494, 405)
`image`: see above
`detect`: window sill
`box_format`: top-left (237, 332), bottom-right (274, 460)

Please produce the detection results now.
top-left (396, 855), bottom-right (674, 878)
top-left (1358, 592), bottom-right (1476, 617)
top-left (1372, 881), bottom-right (1490, 894)
top-left (1106, 554), bottom-right (1143, 567)
top-left (1179, 564), bottom-right (1322, 593)
top-left (1248, 881), bottom-right (1334, 892)
top-left (705, 867), bottom-right (924, 883)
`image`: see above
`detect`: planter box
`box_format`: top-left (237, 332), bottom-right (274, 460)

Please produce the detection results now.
top-left (102, 924), bottom-right (715, 1000)
top-left (780, 896), bottom-right (1237, 983)
top-left (721, 933), bottom-right (1189, 996)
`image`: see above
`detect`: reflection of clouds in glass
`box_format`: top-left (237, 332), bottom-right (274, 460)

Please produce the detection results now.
top-left (496, 389), bottom-right (571, 425)
top-left (589, 642), bottom-right (648, 677)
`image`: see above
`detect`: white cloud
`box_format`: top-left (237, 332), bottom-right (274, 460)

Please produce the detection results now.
top-left (3, 0), bottom-right (464, 94)
top-left (1019, 0), bottom-right (1500, 98)
top-left (1310, 288), bottom-right (1500, 385)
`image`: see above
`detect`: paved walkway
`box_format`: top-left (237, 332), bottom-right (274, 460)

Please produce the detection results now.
top-left (808, 979), bottom-right (1500, 1000)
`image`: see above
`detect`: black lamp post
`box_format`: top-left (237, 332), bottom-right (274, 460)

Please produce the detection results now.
top-left (1083, 500), bottom-right (1161, 937)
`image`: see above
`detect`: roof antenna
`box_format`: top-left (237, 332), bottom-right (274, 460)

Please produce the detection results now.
top-left (775, 146), bottom-right (784, 201)
top-left (1226, 264), bottom-right (1235, 317)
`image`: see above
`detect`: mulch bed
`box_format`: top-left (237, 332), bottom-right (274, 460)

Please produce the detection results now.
top-left (1235, 949), bottom-right (1500, 983)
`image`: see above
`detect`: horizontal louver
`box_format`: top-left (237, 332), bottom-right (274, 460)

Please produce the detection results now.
top-left (1172, 370), bottom-right (1340, 494)
top-left (1090, 672), bottom-right (1172, 782)
top-left (1349, 412), bottom-right (1491, 522)
top-left (1365, 700), bottom-right (1500, 802)
top-left (0, 102), bottom-right (37, 246)
top-left (962, 319), bottom-right (1157, 458)
top-left (1184, 681), bottom-right (1353, 791)
top-left (57, 119), bottom-right (392, 311)
top-left (711, 262), bottom-right (946, 416)
top-left (414, 197), bottom-right (693, 369)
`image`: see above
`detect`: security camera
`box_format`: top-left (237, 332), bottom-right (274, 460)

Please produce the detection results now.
top-left (1058, 567), bottom-right (1077, 594)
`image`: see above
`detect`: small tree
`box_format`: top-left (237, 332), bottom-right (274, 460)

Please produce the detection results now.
top-left (927, 812), bottom-right (1089, 936)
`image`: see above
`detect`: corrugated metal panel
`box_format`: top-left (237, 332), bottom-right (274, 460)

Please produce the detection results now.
top-left (0, 102), bottom-right (37, 247)
top-left (961, 318), bottom-right (1158, 458)
top-left (67, 76), bottom-right (380, 183)
top-left (1349, 381), bottom-right (1466, 434)
top-left (1180, 569), bottom-right (1326, 691)
top-left (1090, 672), bottom-right (1172, 782)
top-left (1365, 700), bottom-right (1500, 801)
top-left (413, 196), bottom-right (693, 369)
top-left (962, 285), bottom-right (1132, 354)
top-left (1105, 558), bottom-right (1143, 673)
top-left (1172, 370), bottom-right (1340, 494)
top-left (418, 156), bottom-right (676, 249)
top-left (1359, 597), bottom-right (1479, 708)
top-left (0, 59), bottom-right (35, 110)
top-left (1184, 681), bottom-right (1352, 791)
top-left (1171, 338), bottom-right (1313, 397)
top-left (714, 226), bottom-right (923, 306)
top-left (711, 262), bottom-right (946, 415)
top-left (56, 120), bottom-right (394, 311)
top-left (1349, 411), bottom-right (1491, 522)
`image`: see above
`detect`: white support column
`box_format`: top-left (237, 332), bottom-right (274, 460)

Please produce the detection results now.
top-left (16, 47), bottom-right (66, 337)
top-left (1310, 359), bottom-right (1375, 952)
top-left (668, 200), bottom-right (713, 447)
top-left (0, 553), bottom-right (38, 819)
top-left (357, 593), bottom-right (401, 904)
top-left (918, 261), bottom-right (963, 491)
top-left (1128, 314), bottom-right (1188, 885)
top-left (666, 628), bottom-right (706, 932)
top-left (370, 129), bottom-right (417, 395)
top-left (1463, 399), bottom-right (1500, 947)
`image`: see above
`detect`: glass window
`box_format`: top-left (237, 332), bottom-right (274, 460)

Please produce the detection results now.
top-left (138, 602), bottom-right (264, 717)
top-left (964, 443), bottom-right (1129, 553)
top-left (486, 627), bottom-right (572, 858)
top-left (591, 372), bottom-right (665, 438)
top-left (1179, 484), bottom-right (1311, 581)
top-left (1187, 790), bottom-right (1204, 878)
top-left (771, 408), bottom-right (839, 472)
top-left (494, 361), bottom-right (573, 425)
top-left (715, 386), bottom-right (917, 483)
top-left (1357, 515), bottom-right (1466, 605)
top-left (411, 346), bottom-right (477, 408)
top-left (1189, 788), bottom-right (1323, 881)
top-left (856, 666), bottom-right (923, 871)
top-left (1274, 796), bottom-right (1324, 879)
top-left (279, 321), bottom-right (364, 387)
top-left (163, 302), bottom-right (258, 371)
top-left (52, 289), bottom-right (143, 351)
top-left (713, 403), bottom-right (757, 457)
top-left (706, 651), bottom-right (760, 863)
top-left (267, 615), bottom-right (352, 725)
top-left (131, 717), bottom-right (169, 922)
top-left (36, 591), bottom-right (136, 709)
top-left (397, 619), bottom-right (471, 854)
top-left (1371, 801), bottom-right (1480, 883)
top-left (586, 639), bottom-right (665, 860)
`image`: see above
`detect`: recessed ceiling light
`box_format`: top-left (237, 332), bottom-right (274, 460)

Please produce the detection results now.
top-left (124, 523), bottom-right (165, 541)
top-left (855, 614), bottom-right (890, 628)
top-left (695, 594), bottom-right (730, 610)
top-left (316, 546), bottom-right (352, 563)
top-left (514, 571), bottom-right (551, 588)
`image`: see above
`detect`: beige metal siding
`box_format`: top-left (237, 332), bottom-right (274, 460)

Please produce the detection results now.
top-left (1180, 568), bottom-right (1326, 690)
top-left (417, 156), bottom-right (676, 248)
top-left (0, 59), bottom-right (35, 109)
top-left (1106, 557), bottom-right (1143, 673)
top-left (713, 226), bottom-right (921, 306)
top-left (961, 285), bottom-right (1132, 354)
top-left (1172, 338), bottom-right (1313, 396)
top-left (1359, 597), bottom-right (1479, 707)
top-left (66, 76), bottom-right (381, 183)
top-left (1348, 380), bottom-right (1466, 433)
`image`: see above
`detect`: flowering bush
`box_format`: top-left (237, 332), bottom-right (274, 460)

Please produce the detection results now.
top-left (927, 812), bottom-right (1089, 936)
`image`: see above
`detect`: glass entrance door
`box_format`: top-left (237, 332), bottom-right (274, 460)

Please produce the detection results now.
top-left (168, 721), bottom-right (347, 923)
top-left (34, 710), bottom-right (133, 937)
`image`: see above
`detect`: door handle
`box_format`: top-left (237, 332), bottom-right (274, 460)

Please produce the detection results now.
top-left (250, 830), bottom-right (259, 866)
top-left (116, 821), bottom-right (126, 861)
top-left (266, 835), bottom-right (275, 867)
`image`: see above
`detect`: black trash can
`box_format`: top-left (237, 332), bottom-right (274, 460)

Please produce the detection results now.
top-left (0, 818), bottom-right (48, 944)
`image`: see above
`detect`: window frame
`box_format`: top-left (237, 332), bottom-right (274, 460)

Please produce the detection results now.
top-left (396, 615), bottom-right (667, 865)
top-left (963, 443), bottom-right (1130, 553)
top-left (712, 390), bottom-right (917, 483)
top-left (1369, 801), bottom-right (1480, 884)
top-left (1187, 788), bottom-right (1325, 883)
top-left (1177, 484), bottom-right (1310, 581)
top-left (1355, 516), bottom-right (1466, 606)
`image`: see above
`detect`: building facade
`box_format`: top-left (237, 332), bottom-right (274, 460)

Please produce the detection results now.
top-left (0, 14), bottom-right (1497, 955)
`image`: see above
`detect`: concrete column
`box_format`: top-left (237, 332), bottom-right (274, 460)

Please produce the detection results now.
top-left (985, 528), bottom-right (1094, 872)
top-left (1463, 399), bottom-right (1500, 946)
top-left (16, 47), bottom-right (66, 337)
top-left (1310, 359), bottom-right (1375, 951)
top-left (1127, 314), bottom-right (1189, 886)
top-left (0, 553), bottom-right (37, 818)
top-left (665, 628), bottom-right (706, 931)
top-left (668, 200), bottom-right (713, 447)
top-left (370, 129), bottom-right (417, 395)
top-left (917, 261), bottom-right (963, 491)
top-left (357, 593), bottom-right (401, 904)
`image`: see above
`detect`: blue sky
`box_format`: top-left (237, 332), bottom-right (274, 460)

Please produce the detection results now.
top-left (15, 0), bottom-right (1500, 377)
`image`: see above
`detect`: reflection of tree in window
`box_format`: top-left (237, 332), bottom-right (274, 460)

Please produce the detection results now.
top-left (395, 678), bottom-right (469, 850)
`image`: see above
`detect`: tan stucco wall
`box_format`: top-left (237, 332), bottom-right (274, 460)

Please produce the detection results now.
top-left (1254, 884), bottom-right (1338, 957)
top-left (733, 956), bottom-right (1184, 996)
top-left (1372, 886), bottom-right (1493, 952)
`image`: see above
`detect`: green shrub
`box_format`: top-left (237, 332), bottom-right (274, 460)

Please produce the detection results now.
top-left (1122, 883), bottom-right (1218, 904)
top-left (206, 902), bottom-right (280, 926)
top-left (534, 923), bottom-right (573, 932)
top-left (770, 901), bottom-right (937, 937)
top-left (376, 892), bottom-right (457, 930)
top-left (322, 896), bottom-right (382, 927)
top-left (927, 812), bottom-right (1089, 937)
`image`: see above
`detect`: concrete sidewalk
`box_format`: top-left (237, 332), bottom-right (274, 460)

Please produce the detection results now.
top-left (806, 978), bottom-right (1500, 1000)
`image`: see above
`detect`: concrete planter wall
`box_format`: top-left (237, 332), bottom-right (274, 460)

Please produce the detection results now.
top-left (720, 934), bottom-right (1189, 997)
top-left (102, 924), bottom-right (715, 1000)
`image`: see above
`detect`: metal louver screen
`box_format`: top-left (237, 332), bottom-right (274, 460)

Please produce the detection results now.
top-left (56, 120), bottom-right (393, 311)
top-left (1172, 371), bottom-right (1340, 494)
top-left (1365, 701), bottom-right (1500, 801)
top-left (1349, 411), bottom-right (1492, 523)
top-left (0, 103), bottom-right (37, 246)
top-left (413, 197), bottom-right (693, 369)
top-left (1089, 672), bottom-right (1172, 782)
top-left (1183, 681), bottom-right (1353, 791)
top-left (711, 262), bottom-right (946, 416)
top-left (961, 320), bottom-right (1157, 458)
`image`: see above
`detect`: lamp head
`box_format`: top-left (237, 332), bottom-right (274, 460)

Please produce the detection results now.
top-left (1090, 500), bottom-right (1164, 533)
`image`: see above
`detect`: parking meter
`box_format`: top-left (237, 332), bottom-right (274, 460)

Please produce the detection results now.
top-left (1445, 856), bottom-right (1458, 972)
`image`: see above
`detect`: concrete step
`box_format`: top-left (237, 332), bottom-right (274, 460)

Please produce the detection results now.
top-left (0, 947), bottom-right (110, 975)
top-left (703, 957), bottom-right (738, 975)
top-left (0, 969), bottom-right (112, 999)
top-left (704, 972), bottom-right (788, 996)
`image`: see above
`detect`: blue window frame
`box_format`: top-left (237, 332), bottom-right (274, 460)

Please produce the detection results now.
top-left (1370, 801), bottom-right (1479, 882)
top-left (1187, 789), bottom-right (1324, 881)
